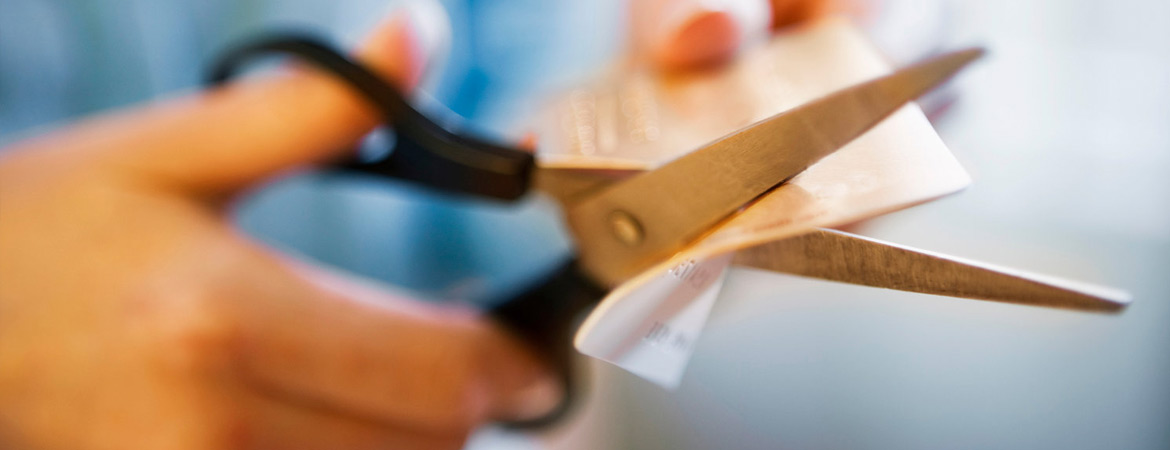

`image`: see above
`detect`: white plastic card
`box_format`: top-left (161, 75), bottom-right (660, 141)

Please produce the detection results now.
top-left (573, 255), bottom-right (733, 388)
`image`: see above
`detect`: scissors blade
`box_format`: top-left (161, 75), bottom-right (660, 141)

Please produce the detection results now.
top-left (565, 48), bottom-right (985, 287)
top-left (532, 168), bottom-right (633, 206)
top-left (733, 228), bottom-right (1132, 312)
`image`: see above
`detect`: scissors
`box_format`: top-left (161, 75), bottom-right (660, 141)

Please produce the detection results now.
top-left (209, 35), bottom-right (1129, 428)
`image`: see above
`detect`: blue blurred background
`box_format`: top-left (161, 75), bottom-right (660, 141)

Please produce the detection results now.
top-left (0, 0), bottom-right (624, 305)
top-left (1, 1), bottom-right (1167, 449)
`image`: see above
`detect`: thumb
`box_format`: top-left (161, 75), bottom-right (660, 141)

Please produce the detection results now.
top-left (83, 5), bottom-right (447, 195)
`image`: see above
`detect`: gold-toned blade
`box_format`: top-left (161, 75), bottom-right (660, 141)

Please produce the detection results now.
top-left (732, 228), bottom-right (1132, 313)
top-left (532, 167), bottom-right (631, 206)
top-left (566, 48), bottom-right (985, 287)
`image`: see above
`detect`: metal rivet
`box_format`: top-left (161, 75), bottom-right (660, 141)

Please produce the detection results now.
top-left (609, 210), bottom-right (644, 246)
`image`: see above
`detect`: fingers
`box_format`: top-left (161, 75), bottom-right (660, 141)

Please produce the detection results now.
top-left (223, 250), bottom-right (559, 434)
top-left (241, 390), bottom-right (467, 450)
top-left (769, 0), bottom-right (838, 29)
top-left (25, 6), bottom-right (445, 196)
top-left (634, 0), bottom-right (837, 71)
top-left (632, 0), bottom-right (771, 71)
top-left (631, 0), bottom-right (743, 71)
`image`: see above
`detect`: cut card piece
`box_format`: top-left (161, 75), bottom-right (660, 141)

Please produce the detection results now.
top-left (536, 18), bottom-right (972, 387)
top-left (574, 255), bottom-right (733, 388)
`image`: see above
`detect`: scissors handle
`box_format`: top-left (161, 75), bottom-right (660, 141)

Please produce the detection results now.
top-left (487, 259), bottom-right (607, 428)
top-left (209, 34), bottom-right (606, 428)
top-left (208, 34), bottom-right (535, 200)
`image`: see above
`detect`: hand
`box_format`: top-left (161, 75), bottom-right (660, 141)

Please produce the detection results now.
top-left (0, 12), bottom-right (555, 450)
top-left (631, 0), bottom-right (842, 70)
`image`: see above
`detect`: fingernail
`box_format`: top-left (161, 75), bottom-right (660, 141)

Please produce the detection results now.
top-left (722, 0), bottom-right (773, 43)
top-left (517, 132), bottom-right (538, 153)
top-left (364, 0), bottom-right (451, 89)
top-left (497, 375), bottom-right (563, 422)
top-left (396, 0), bottom-right (451, 83)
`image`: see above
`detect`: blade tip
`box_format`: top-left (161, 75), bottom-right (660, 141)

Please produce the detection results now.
top-left (948, 47), bottom-right (987, 69)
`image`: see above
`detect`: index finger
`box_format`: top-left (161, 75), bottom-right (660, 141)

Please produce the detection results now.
top-left (11, 11), bottom-right (432, 197)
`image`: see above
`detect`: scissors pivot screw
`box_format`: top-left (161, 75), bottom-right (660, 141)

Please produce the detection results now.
top-left (609, 210), bottom-right (644, 246)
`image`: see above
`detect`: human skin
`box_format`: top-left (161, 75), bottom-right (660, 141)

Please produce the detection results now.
top-left (0, 1), bottom-right (828, 449)
top-left (634, 0), bottom-right (839, 70)
top-left (0, 12), bottom-right (560, 450)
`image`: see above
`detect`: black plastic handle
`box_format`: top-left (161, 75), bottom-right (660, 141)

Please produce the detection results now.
top-left (487, 259), bottom-right (607, 428)
top-left (208, 35), bottom-right (608, 427)
top-left (208, 35), bottom-right (535, 200)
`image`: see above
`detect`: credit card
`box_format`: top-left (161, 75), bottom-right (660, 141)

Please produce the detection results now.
top-left (533, 18), bottom-right (972, 387)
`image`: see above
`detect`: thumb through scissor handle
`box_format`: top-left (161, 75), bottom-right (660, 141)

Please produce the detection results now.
top-left (208, 34), bottom-right (535, 201)
top-left (207, 33), bottom-right (599, 428)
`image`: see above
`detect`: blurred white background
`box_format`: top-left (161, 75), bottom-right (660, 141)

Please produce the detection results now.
top-left (546, 1), bottom-right (1170, 449)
